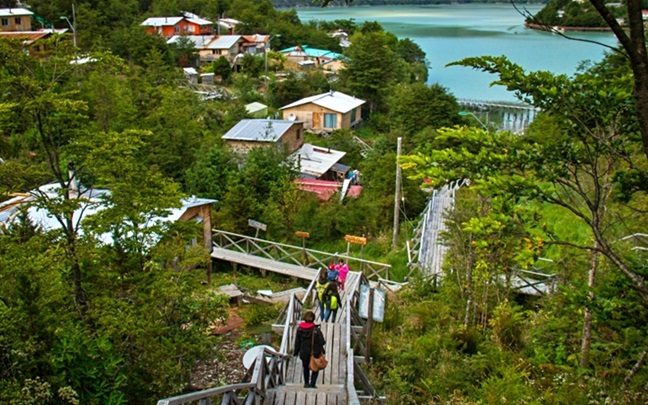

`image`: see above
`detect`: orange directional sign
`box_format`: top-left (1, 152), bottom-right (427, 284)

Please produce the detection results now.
top-left (344, 235), bottom-right (367, 245)
top-left (295, 231), bottom-right (310, 238)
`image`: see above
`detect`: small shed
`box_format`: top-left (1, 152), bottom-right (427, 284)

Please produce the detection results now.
top-left (200, 72), bottom-right (214, 85)
top-left (290, 143), bottom-right (347, 181)
top-left (183, 67), bottom-right (198, 84)
top-left (245, 102), bottom-right (268, 118)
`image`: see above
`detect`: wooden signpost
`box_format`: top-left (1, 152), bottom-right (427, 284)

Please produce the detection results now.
top-left (248, 219), bottom-right (267, 238)
top-left (295, 231), bottom-right (310, 265)
top-left (344, 234), bottom-right (367, 263)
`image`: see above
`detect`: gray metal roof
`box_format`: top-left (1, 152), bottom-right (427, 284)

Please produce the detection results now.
top-left (167, 35), bottom-right (213, 47)
top-left (207, 35), bottom-right (241, 50)
top-left (141, 17), bottom-right (183, 27)
top-left (280, 91), bottom-right (365, 114)
top-left (222, 119), bottom-right (300, 142)
top-left (0, 8), bottom-right (33, 17)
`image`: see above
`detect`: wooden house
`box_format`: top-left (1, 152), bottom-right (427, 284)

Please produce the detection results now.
top-left (280, 91), bottom-right (365, 131)
top-left (141, 16), bottom-right (213, 38)
top-left (222, 119), bottom-right (304, 155)
top-left (0, 8), bottom-right (32, 32)
top-left (200, 35), bottom-right (243, 62)
top-left (279, 45), bottom-right (343, 68)
top-left (0, 29), bottom-right (67, 57)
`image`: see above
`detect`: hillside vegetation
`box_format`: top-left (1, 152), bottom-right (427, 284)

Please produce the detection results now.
top-left (1, 0), bottom-right (647, 404)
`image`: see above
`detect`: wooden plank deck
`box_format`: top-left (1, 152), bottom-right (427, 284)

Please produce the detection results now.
top-left (211, 248), bottom-right (317, 281)
top-left (268, 272), bottom-right (363, 405)
top-left (268, 322), bottom-right (348, 404)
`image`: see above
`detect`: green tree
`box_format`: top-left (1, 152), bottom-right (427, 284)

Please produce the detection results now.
top-left (185, 144), bottom-right (237, 200)
top-left (403, 55), bottom-right (648, 382)
top-left (386, 82), bottom-right (462, 138)
top-left (339, 30), bottom-right (403, 113)
top-left (212, 55), bottom-right (233, 83)
top-left (0, 37), bottom-right (93, 313)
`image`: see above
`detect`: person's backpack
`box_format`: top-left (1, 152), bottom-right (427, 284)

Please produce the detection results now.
top-left (329, 295), bottom-right (338, 310)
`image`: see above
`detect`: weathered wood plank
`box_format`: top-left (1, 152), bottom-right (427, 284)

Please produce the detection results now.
top-left (295, 390), bottom-right (307, 404)
top-left (211, 248), bottom-right (317, 281)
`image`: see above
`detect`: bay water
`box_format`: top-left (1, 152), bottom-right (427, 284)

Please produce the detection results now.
top-left (296, 4), bottom-right (619, 101)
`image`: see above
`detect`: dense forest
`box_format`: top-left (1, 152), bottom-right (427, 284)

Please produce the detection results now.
top-left (1, 0), bottom-right (647, 404)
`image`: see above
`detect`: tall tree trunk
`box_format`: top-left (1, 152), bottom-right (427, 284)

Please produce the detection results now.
top-left (464, 240), bottom-right (474, 329)
top-left (589, 0), bottom-right (648, 161)
top-left (580, 244), bottom-right (599, 368)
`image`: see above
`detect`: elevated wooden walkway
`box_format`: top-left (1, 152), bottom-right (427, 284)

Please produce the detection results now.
top-left (211, 247), bottom-right (317, 281)
top-left (157, 271), bottom-right (383, 405)
top-left (268, 322), bottom-right (347, 404)
top-left (157, 231), bottom-right (390, 405)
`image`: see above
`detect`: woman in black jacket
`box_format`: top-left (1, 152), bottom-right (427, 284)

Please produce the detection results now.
top-left (293, 310), bottom-right (326, 388)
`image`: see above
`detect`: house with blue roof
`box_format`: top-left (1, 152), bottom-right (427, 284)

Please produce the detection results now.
top-left (279, 45), bottom-right (345, 72)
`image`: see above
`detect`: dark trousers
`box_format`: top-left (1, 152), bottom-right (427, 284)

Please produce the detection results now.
top-left (301, 358), bottom-right (319, 387)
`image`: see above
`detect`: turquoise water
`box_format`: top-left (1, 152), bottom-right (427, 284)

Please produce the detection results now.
top-left (296, 4), bottom-right (619, 101)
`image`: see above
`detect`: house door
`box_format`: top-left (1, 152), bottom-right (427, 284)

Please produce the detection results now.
top-left (312, 112), bottom-right (322, 128)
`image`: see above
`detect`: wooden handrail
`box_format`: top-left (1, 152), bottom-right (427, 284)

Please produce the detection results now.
top-left (156, 383), bottom-right (256, 405)
top-left (212, 229), bottom-right (391, 280)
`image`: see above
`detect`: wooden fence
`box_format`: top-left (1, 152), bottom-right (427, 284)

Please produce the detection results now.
top-left (213, 230), bottom-right (391, 281)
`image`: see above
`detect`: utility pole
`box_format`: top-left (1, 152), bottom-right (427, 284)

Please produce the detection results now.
top-left (392, 137), bottom-right (402, 249)
top-left (60, 3), bottom-right (77, 48)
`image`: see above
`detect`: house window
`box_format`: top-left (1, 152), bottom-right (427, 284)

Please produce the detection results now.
top-left (188, 25), bottom-right (195, 32)
top-left (350, 108), bottom-right (357, 123)
top-left (1, 18), bottom-right (8, 26)
top-left (175, 25), bottom-right (180, 33)
top-left (296, 129), bottom-right (301, 140)
top-left (14, 17), bottom-right (21, 25)
top-left (324, 113), bottom-right (337, 128)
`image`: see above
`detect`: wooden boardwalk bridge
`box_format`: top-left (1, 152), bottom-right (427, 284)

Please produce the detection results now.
top-left (408, 183), bottom-right (557, 295)
top-left (156, 231), bottom-right (387, 405)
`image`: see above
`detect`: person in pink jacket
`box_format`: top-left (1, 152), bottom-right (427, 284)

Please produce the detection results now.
top-left (336, 259), bottom-right (349, 291)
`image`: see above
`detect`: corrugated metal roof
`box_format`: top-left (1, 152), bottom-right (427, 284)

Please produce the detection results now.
top-left (242, 34), bottom-right (268, 44)
top-left (0, 8), bottom-right (33, 17)
top-left (279, 45), bottom-right (342, 60)
top-left (207, 35), bottom-right (241, 49)
top-left (186, 17), bottom-right (212, 25)
top-left (167, 35), bottom-right (214, 47)
top-left (222, 119), bottom-right (299, 142)
top-left (245, 102), bottom-right (268, 114)
top-left (141, 17), bottom-right (183, 27)
top-left (290, 144), bottom-right (346, 178)
top-left (0, 31), bottom-right (49, 43)
top-left (280, 91), bottom-right (365, 114)
top-left (294, 179), bottom-right (362, 201)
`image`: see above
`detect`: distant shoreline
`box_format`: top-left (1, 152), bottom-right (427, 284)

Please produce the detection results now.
top-left (525, 22), bottom-right (612, 32)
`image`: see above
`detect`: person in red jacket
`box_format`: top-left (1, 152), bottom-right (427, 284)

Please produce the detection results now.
top-left (293, 311), bottom-right (326, 388)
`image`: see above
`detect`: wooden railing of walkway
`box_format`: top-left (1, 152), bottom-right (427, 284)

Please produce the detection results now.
top-left (157, 269), bottom-right (384, 405)
top-left (156, 345), bottom-right (291, 405)
top-left (212, 229), bottom-right (391, 281)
